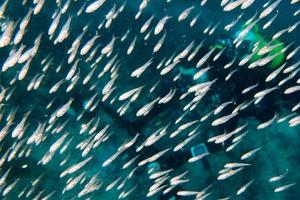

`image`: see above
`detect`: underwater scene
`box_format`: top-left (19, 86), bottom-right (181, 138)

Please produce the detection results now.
top-left (0, 0), bottom-right (300, 199)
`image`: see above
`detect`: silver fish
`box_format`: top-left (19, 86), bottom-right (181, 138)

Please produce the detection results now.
top-left (240, 147), bottom-right (261, 160)
top-left (140, 15), bottom-right (155, 33)
top-left (274, 183), bottom-right (296, 192)
top-left (259, 0), bottom-right (282, 19)
top-left (85, 0), bottom-right (106, 13)
top-left (154, 16), bottom-right (171, 35)
top-left (236, 179), bottom-right (254, 195)
top-left (178, 6), bottom-right (194, 22)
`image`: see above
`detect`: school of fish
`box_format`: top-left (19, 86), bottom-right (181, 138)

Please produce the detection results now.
top-left (0, 0), bottom-right (299, 199)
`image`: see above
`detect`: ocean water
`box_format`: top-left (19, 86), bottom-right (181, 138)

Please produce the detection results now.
top-left (0, 0), bottom-right (299, 199)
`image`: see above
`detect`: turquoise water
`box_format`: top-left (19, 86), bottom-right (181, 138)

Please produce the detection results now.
top-left (0, 0), bottom-right (299, 199)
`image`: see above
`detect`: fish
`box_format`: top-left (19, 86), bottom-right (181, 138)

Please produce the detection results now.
top-left (259, 0), bottom-right (282, 19)
top-left (0, 0), bottom-right (299, 199)
top-left (158, 88), bottom-right (176, 104)
top-left (80, 34), bottom-right (101, 56)
top-left (225, 13), bottom-right (244, 31)
top-left (54, 15), bottom-right (72, 44)
top-left (60, 156), bottom-right (93, 177)
top-left (258, 42), bottom-right (283, 56)
top-left (139, 0), bottom-right (148, 11)
top-left (144, 27), bottom-right (153, 40)
top-left (282, 60), bottom-right (300, 74)
top-left (239, 48), bottom-right (259, 66)
top-left (291, 0), bottom-right (300, 4)
top-left (140, 15), bottom-right (155, 34)
top-left (218, 197), bottom-right (231, 200)
top-left (226, 140), bottom-right (242, 152)
top-left (150, 169), bottom-right (173, 180)
top-left (127, 36), bottom-right (137, 55)
top-left (214, 101), bottom-right (234, 115)
top-left (11, 112), bottom-right (30, 138)
top-left (160, 60), bottom-right (180, 75)
top-left (174, 40), bottom-right (195, 62)
top-left (178, 6), bottom-right (194, 22)
top-left (274, 183), bottom-right (296, 192)
top-left (265, 63), bottom-right (286, 82)
top-left (49, 133), bottom-right (68, 154)
top-left (232, 130), bottom-right (248, 142)
top-left (55, 98), bottom-right (74, 119)
top-left (170, 178), bottom-right (189, 186)
top-left (284, 85), bottom-right (300, 95)
top-left (241, 0), bottom-right (255, 9)
top-left (145, 126), bottom-right (169, 147)
top-left (131, 58), bottom-right (153, 78)
top-left (241, 147), bottom-right (261, 160)
top-left (221, 0), bottom-right (230, 6)
top-left (189, 40), bottom-right (205, 61)
top-left (288, 115), bottom-right (300, 127)
top-left (193, 66), bottom-right (211, 80)
top-left (119, 86), bottom-right (143, 101)
top-left (106, 177), bottom-right (122, 191)
top-left (138, 148), bottom-right (171, 166)
top-left (236, 179), bottom-right (254, 195)
top-left (14, 8), bottom-right (33, 44)
top-left (196, 47), bottom-right (215, 68)
top-left (173, 132), bottom-right (200, 152)
top-left (66, 59), bottom-right (80, 81)
top-left (208, 22), bottom-right (221, 36)
top-left (153, 32), bottom-right (167, 53)
top-left (272, 28), bottom-right (289, 40)
top-left (0, 0), bottom-right (9, 19)
top-left (212, 112), bottom-right (238, 126)
top-left (2, 178), bottom-right (19, 197)
top-left (224, 162), bottom-right (251, 169)
top-left (48, 12), bottom-right (61, 36)
top-left (263, 12), bottom-right (279, 30)
top-left (217, 167), bottom-right (244, 180)
top-left (292, 102), bottom-right (300, 112)
top-left (287, 45), bottom-right (300, 60)
top-left (213, 47), bottom-right (227, 61)
top-left (269, 169), bottom-right (288, 182)
top-left (225, 68), bottom-right (238, 81)
top-left (257, 114), bottom-right (277, 129)
top-left (254, 87), bottom-right (278, 99)
top-left (122, 154), bottom-right (140, 170)
top-left (0, 20), bottom-right (17, 47)
top-left (190, 13), bottom-right (200, 27)
top-left (223, 0), bottom-right (244, 12)
top-left (101, 35), bottom-right (117, 55)
top-left (236, 18), bottom-right (260, 42)
top-left (277, 113), bottom-right (297, 123)
top-left (294, 8), bottom-right (300, 16)
top-left (188, 152), bottom-right (210, 163)
top-left (136, 97), bottom-right (160, 117)
top-left (61, 0), bottom-right (71, 14)
top-left (0, 168), bottom-right (12, 186)
top-left (146, 184), bottom-right (168, 197)
top-left (177, 191), bottom-right (200, 196)
top-left (119, 185), bottom-right (137, 199)
top-left (2, 45), bottom-right (26, 71)
top-left (33, 0), bottom-right (45, 15)
top-left (154, 16), bottom-right (171, 35)
top-left (86, 0), bottom-right (106, 13)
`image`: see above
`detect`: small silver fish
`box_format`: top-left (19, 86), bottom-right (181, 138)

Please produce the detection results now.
top-left (178, 6), bottom-right (194, 22)
top-left (241, 147), bottom-right (261, 160)
top-left (154, 16), bottom-right (171, 35)
top-left (274, 183), bottom-right (296, 193)
top-left (85, 0), bottom-right (106, 13)
top-left (236, 179), bottom-right (254, 195)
